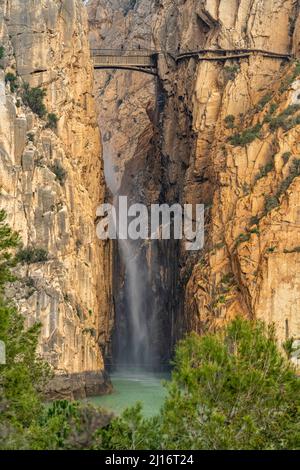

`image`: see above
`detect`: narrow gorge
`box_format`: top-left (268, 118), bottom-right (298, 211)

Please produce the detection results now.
top-left (1, 0), bottom-right (300, 404)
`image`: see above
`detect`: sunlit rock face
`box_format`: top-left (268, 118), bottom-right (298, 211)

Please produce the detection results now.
top-left (0, 0), bottom-right (113, 398)
top-left (88, 0), bottom-right (300, 367)
top-left (88, 0), bottom-right (157, 192)
top-left (152, 0), bottom-right (300, 352)
top-left (88, 0), bottom-right (180, 368)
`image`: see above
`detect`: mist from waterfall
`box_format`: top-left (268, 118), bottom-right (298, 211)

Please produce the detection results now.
top-left (104, 147), bottom-right (158, 370)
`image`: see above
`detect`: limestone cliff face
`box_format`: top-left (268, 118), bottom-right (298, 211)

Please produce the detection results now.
top-left (88, 0), bottom-right (177, 366)
top-left (152, 0), bottom-right (300, 363)
top-left (0, 0), bottom-right (112, 397)
top-left (88, 0), bottom-right (157, 193)
top-left (86, 0), bottom-right (300, 367)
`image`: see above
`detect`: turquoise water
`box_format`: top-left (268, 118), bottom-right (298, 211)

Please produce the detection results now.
top-left (87, 370), bottom-right (170, 418)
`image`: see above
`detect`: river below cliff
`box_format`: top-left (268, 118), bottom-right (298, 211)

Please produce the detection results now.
top-left (87, 370), bottom-right (170, 417)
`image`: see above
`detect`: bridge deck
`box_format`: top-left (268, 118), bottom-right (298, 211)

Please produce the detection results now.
top-left (176, 48), bottom-right (291, 62)
top-left (91, 48), bottom-right (292, 74)
top-left (92, 49), bottom-right (157, 67)
top-left (93, 55), bottom-right (155, 68)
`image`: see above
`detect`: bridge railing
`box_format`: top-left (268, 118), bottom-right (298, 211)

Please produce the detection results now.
top-left (91, 48), bottom-right (292, 72)
top-left (91, 48), bottom-right (157, 57)
top-left (91, 49), bottom-right (157, 68)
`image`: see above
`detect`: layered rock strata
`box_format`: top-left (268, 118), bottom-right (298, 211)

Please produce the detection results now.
top-left (153, 0), bottom-right (300, 362)
top-left (0, 0), bottom-right (113, 397)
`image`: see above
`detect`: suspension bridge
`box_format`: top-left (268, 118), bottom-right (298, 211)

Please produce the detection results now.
top-left (91, 48), bottom-right (292, 75)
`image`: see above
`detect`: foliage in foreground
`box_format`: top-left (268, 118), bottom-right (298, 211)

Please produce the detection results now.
top-left (0, 211), bottom-right (299, 449)
top-left (0, 210), bottom-right (51, 447)
top-left (97, 319), bottom-right (300, 450)
top-left (0, 211), bottom-right (111, 449)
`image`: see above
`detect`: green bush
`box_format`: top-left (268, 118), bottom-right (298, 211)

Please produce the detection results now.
top-left (224, 65), bottom-right (240, 81)
top-left (269, 104), bottom-right (300, 131)
top-left (5, 73), bottom-right (18, 93)
top-left (0, 212), bottom-right (113, 450)
top-left (262, 159), bottom-right (300, 216)
top-left (220, 273), bottom-right (235, 285)
top-left (263, 114), bottom-right (272, 124)
top-left (22, 83), bottom-right (47, 117)
top-left (280, 62), bottom-right (300, 93)
top-left (269, 115), bottom-right (286, 131)
top-left (124, 0), bottom-right (137, 16)
top-left (97, 318), bottom-right (300, 450)
top-left (276, 158), bottom-right (300, 197)
top-left (265, 196), bottom-right (279, 213)
top-left (281, 115), bottom-right (300, 132)
top-left (284, 246), bottom-right (300, 254)
top-left (50, 162), bottom-right (67, 185)
top-left (281, 104), bottom-right (300, 117)
top-left (229, 123), bottom-right (262, 147)
top-left (255, 161), bottom-right (274, 181)
top-left (257, 93), bottom-right (272, 111)
top-left (250, 216), bottom-right (259, 226)
top-left (263, 102), bottom-right (279, 123)
top-left (27, 400), bottom-right (112, 450)
top-left (224, 115), bottom-right (235, 129)
top-left (0, 210), bottom-right (20, 290)
top-left (235, 232), bottom-right (251, 246)
top-left (282, 152), bottom-right (291, 164)
top-left (0, 212), bottom-right (51, 448)
top-left (0, 46), bottom-right (4, 60)
top-left (46, 113), bottom-right (58, 130)
top-left (27, 132), bottom-right (35, 143)
top-left (16, 247), bottom-right (48, 264)
top-left (269, 103), bottom-right (278, 115)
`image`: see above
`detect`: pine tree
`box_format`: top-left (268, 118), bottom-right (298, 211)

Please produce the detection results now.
top-left (0, 211), bottom-right (51, 447)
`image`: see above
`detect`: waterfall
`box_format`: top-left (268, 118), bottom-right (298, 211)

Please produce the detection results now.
top-left (104, 146), bottom-right (158, 370)
top-left (118, 239), bottom-right (152, 366)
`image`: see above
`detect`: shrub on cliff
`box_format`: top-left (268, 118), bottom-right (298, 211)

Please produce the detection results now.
top-left (22, 83), bottom-right (47, 118)
top-left (228, 123), bottom-right (262, 147)
top-left (46, 113), bottom-right (59, 130)
top-left (50, 161), bottom-right (67, 185)
top-left (16, 247), bottom-right (48, 264)
top-left (5, 73), bottom-right (19, 93)
top-left (0, 46), bottom-right (4, 60)
top-left (97, 318), bottom-right (300, 450)
top-left (224, 115), bottom-right (235, 129)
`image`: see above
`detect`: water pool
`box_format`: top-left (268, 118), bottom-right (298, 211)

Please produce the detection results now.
top-left (87, 370), bottom-right (170, 418)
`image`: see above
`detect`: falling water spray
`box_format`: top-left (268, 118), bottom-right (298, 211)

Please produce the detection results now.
top-left (103, 146), bottom-right (158, 370)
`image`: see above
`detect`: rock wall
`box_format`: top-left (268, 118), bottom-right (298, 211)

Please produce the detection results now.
top-left (0, 0), bottom-right (112, 398)
top-left (87, 0), bottom-right (300, 368)
top-left (88, 0), bottom-right (157, 193)
top-left (88, 0), bottom-right (178, 367)
top-left (152, 0), bottom-right (300, 361)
